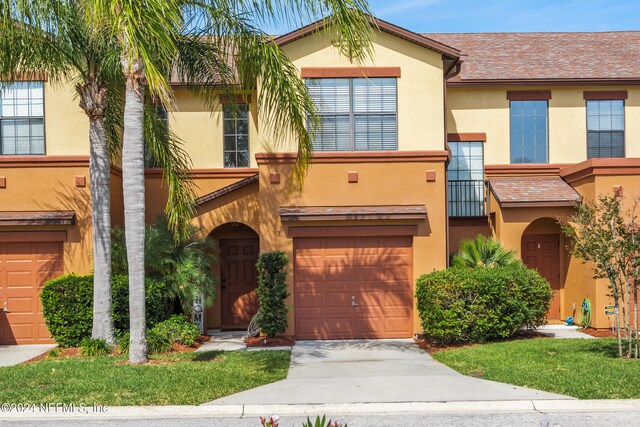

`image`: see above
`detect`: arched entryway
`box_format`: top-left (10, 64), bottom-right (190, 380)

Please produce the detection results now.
top-left (207, 223), bottom-right (260, 330)
top-left (521, 218), bottom-right (563, 320)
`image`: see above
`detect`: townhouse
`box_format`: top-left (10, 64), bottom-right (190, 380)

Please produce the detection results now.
top-left (1, 18), bottom-right (638, 343)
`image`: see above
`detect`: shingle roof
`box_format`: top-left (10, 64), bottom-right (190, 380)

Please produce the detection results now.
top-left (196, 174), bottom-right (258, 206)
top-left (488, 176), bottom-right (581, 207)
top-left (0, 211), bottom-right (76, 226)
top-left (279, 205), bottom-right (427, 221)
top-left (425, 32), bottom-right (640, 83)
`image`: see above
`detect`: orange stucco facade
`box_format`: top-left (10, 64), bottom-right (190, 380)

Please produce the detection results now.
top-left (2, 19), bottom-right (639, 341)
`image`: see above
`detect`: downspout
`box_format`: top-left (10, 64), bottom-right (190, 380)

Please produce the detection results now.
top-left (442, 55), bottom-right (465, 267)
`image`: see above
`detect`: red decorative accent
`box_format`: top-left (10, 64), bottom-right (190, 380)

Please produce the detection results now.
top-left (425, 170), bottom-right (436, 182)
top-left (75, 175), bottom-right (86, 187)
top-left (301, 67), bottom-right (401, 78)
top-left (348, 171), bottom-right (358, 183)
top-left (0, 177), bottom-right (5, 188)
top-left (269, 172), bottom-right (281, 184)
top-left (614, 185), bottom-right (624, 197)
top-left (583, 91), bottom-right (628, 100)
top-left (447, 133), bottom-right (487, 142)
top-left (507, 91), bottom-right (552, 100)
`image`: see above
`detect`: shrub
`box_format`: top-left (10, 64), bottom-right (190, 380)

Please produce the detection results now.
top-left (41, 274), bottom-right (171, 347)
top-left (255, 251), bottom-right (290, 338)
top-left (416, 264), bottom-right (552, 344)
top-left (146, 329), bottom-right (172, 354)
top-left (152, 315), bottom-right (200, 346)
top-left (47, 348), bottom-right (61, 358)
top-left (451, 235), bottom-right (517, 268)
top-left (79, 337), bottom-right (111, 357)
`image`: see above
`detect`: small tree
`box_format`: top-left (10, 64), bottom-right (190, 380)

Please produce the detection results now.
top-left (560, 194), bottom-right (640, 358)
top-left (255, 251), bottom-right (291, 338)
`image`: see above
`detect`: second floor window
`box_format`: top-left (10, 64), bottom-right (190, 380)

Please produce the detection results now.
top-left (587, 100), bottom-right (624, 158)
top-left (223, 104), bottom-right (249, 168)
top-left (510, 100), bottom-right (548, 164)
top-left (0, 81), bottom-right (44, 155)
top-left (448, 141), bottom-right (485, 217)
top-left (306, 77), bottom-right (397, 151)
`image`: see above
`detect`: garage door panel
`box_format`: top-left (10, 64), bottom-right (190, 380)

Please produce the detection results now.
top-left (0, 242), bottom-right (61, 344)
top-left (294, 235), bottom-right (413, 340)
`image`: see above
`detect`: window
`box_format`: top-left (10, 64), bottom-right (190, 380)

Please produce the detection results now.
top-left (0, 81), bottom-right (44, 155)
top-left (223, 104), bottom-right (249, 168)
top-left (587, 100), bottom-right (624, 158)
top-left (510, 100), bottom-right (548, 163)
top-left (306, 77), bottom-right (397, 151)
top-left (448, 141), bottom-right (485, 217)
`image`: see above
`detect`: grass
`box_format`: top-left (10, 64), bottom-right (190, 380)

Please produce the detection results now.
top-left (0, 350), bottom-right (290, 406)
top-left (433, 338), bottom-right (640, 399)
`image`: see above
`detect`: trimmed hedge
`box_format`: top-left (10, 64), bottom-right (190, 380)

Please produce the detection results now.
top-left (41, 274), bottom-right (170, 347)
top-left (255, 251), bottom-right (290, 338)
top-left (416, 264), bottom-right (552, 344)
top-left (152, 315), bottom-right (200, 347)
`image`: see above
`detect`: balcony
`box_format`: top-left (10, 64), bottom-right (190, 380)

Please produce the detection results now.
top-left (448, 179), bottom-right (487, 217)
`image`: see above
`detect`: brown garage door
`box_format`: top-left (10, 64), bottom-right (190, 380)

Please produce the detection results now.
top-left (294, 236), bottom-right (413, 340)
top-left (0, 242), bottom-right (63, 344)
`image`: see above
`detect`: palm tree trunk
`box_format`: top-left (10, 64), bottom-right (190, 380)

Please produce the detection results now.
top-left (123, 76), bottom-right (147, 364)
top-left (89, 116), bottom-right (115, 344)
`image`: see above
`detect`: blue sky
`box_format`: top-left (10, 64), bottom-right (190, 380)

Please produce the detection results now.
top-left (368, 0), bottom-right (639, 32)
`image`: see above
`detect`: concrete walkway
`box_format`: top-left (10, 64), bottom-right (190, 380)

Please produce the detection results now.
top-left (535, 325), bottom-right (595, 339)
top-left (0, 344), bottom-right (56, 367)
top-left (197, 331), bottom-right (247, 352)
top-left (206, 339), bottom-right (570, 405)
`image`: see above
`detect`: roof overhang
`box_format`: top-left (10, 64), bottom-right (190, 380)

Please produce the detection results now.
top-left (275, 16), bottom-right (461, 60)
top-left (196, 174), bottom-right (258, 206)
top-left (488, 176), bottom-right (581, 208)
top-left (279, 205), bottom-right (427, 222)
top-left (0, 211), bottom-right (76, 226)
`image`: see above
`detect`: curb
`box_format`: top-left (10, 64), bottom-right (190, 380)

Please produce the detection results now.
top-left (1, 400), bottom-right (640, 420)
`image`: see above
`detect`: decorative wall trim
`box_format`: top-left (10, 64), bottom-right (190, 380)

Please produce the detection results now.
top-left (219, 95), bottom-right (251, 104)
top-left (0, 156), bottom-right (89, 168)
top-left (0, 211), bottom-right (76, 226)
top-left (280, 205), bottom-right (427, 222)
top-left (561, 158), bottom-right (640, 183)
top-left (287, 225), bottom-right (419, 238)
top-left (0, 231), bottom-right (67, 242)
top-left (447, 132), bottom-right (487, 142)
top-left (506, 90), bottom-right (552, 100)
top-left (144, 168), bottom-right (258, 179)
top-left (448, 79), bottom-right (640, 87)
top-left (484, 164), bottom-right (570, 176)
top-left (196, 174), bottom-right (259, 206)
top-left (583, 91), bottom-right (628, 100)
top-left (256, 151), bottom-right (450, 165)
top-left (301, 67), bottom-right (401, 78)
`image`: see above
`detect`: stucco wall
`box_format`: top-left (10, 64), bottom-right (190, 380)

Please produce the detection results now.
top-left (43, 81), bottom-right (89, 156)
top-left (447, 86), bottom-right (640, 165)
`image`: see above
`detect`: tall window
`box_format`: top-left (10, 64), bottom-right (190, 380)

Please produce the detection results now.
top-left (306, 77), bottom-right (397, 151)
top-left (587, 100), bottom-right (624, 158)
top-left (448, 141), bottom-right (485, 217)
top-left (223, 104), bottom-right (249, 168)
top-left (510, 100), bottom-right (548, 163)
top-left (0, 81), bottom-right (45, 155)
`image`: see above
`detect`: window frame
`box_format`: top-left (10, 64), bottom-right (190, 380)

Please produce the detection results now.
top-left (509, 99), bottom-right (549, 164)
top-left (306, 77), bottom-right (398, 152)
top-left (0, 81), bottom-right (46, 156)
top-left (222, 103), bottom-right (250, 168)
top-left (447, 141), bottom-right (486, 217)
top-left (585, 99), bottom-right (625, 159)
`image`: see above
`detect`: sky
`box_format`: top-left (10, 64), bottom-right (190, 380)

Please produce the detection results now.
top-left (367, 0), bottom-right (640, 33)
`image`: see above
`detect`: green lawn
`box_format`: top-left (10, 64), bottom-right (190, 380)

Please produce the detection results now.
top-left (433, 338), bottom-right (640, 399)
top-left (0, 350), bottom-right (290, 406)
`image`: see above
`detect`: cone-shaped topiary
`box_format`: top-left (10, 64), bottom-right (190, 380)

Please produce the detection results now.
top-left (255, 251), bottom-right (290, 338)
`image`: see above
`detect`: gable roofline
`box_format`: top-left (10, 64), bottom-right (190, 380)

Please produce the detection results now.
top-left (274, 15), bottom-right (461, 60)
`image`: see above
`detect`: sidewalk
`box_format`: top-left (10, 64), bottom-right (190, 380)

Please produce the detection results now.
top-left (1, 400), bottom-right (640, 421)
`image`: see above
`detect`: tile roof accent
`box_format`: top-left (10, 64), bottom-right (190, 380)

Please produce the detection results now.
top-left (196, 174), bottom-right (258, 206)
top-left (0, 211), bottom-right (76, 226)
top-left (488, 176), bottom-right (581, 208)
top-left (425, 32), bottom-right (640, 83)
top-left (279, 205), bottom-right (427, 221)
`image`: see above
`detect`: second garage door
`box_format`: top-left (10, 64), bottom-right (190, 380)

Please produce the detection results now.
top-left (294, 236), bottom-right (413, 340)
top-left (0, 242), bottom-right (62, 344)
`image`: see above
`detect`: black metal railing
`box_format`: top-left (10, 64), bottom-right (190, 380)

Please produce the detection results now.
top-left (448, 180), bottom-right (486, 217)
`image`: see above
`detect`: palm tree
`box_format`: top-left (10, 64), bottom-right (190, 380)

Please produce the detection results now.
top-left (451, 235), bottom-right (519, 268)
top-left (0, 2), bottom-right (195, 346)
top-left (92, 0), bottom-right (375, 363)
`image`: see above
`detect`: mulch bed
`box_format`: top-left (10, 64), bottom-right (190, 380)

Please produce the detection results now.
top-left (245, 336), bottom-right (294, 347)
top-left (22, 335), bottom-right (212, 365)
top-left (415, 329), bottom-right (547, 355)
top-left (581, 327), bottom-right (618, 338)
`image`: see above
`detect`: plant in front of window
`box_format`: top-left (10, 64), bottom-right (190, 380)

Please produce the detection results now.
top-left (560, 194), bottom-right (640, 359)
top-left (255, 252), bottom-right (291, 338)
top-left (451, 235), bottom-right (518, 268)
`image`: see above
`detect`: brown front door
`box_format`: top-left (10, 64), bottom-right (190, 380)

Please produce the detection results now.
top-left (294, 236), bottom-right (413, 340)
top-left (220, 238), bottom-right (259, 327)
top-left (0, 242), bottom-right (63, 344)
top-left (521, 234), bottom-right (561, 319)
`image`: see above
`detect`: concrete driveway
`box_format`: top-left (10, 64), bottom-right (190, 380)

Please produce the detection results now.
top-left (0, 344), bottom-right (56, 367)
top-left (207, 339), bottom-right (570, 405)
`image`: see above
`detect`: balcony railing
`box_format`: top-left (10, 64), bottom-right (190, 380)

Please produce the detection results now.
top-left (448, 180), bottom-right (487, 217)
